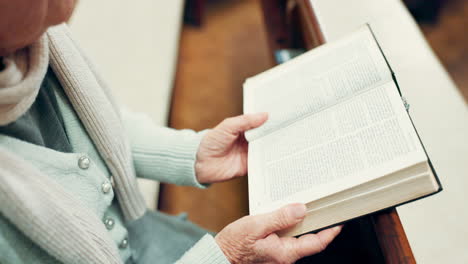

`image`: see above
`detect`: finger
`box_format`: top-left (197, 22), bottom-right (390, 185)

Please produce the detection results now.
top-left (252, 204), bottom-right (306, 238)
top-left (219, 113), bottom-right (268, 135)
top-left (285, 225), bottom-right (343, 260)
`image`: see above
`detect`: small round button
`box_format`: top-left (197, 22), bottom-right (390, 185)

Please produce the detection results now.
top-left (101, 182), bottom-right (112, 194)
top-left (78, 156), bottom-right (90, 170)
top-left (104, 217), bottom-right (115, 230)
top-left (119, 237), bottom-right (129, 249)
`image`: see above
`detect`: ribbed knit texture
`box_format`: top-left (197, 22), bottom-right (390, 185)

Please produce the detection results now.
top-left (0, 23), bottom-right (230, 263)
top-left (0, 68), bottom-right (74, 153)
top-left (0, 150), bottom-right (122, 264)
top-left (0, 35), bottom-right (49, 125)
top-left (177, 235), bottom-right (230, 264)
top-left (122, 108), bottom-right (207, 188)
top-left (47, 25), bottom-right (147, 221)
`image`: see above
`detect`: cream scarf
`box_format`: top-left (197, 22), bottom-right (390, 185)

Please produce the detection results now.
top-left (0, 25), bottom-right (223, 264)
top-left (0, 35), bottom-right (49, 125)
top-left (0, 25), bottom-right (147, 264)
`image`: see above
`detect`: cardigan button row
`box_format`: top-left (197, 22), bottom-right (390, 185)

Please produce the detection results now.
top-left (102, 216), bottom-right (129, 250)
top-left (77, 155), bottom-right (126, 251)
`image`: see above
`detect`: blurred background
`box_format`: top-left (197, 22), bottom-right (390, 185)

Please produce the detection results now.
top-left (68, 0), bottom-right (467, 263)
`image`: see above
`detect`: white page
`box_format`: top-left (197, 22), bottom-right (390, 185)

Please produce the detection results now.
top-left (245, 26), bottom-right (427, 214)
top-left (249, 82), bottom-right (427, 214)
top-left (244, 26), bottom-right (392, 142)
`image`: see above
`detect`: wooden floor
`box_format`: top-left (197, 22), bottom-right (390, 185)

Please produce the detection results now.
top-left (159, 0), bottom-right (468, 232)
top-left (158, 0), bottom-right (272, 232)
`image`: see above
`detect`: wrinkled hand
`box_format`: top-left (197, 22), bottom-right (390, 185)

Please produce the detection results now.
top-left (195, 113), bottom-right (268, 184)
top-left (215, 204), bottom-right (342, 264)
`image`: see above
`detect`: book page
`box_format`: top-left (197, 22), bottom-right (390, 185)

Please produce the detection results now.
top-left (248, 81), bottom-right (428, 214)
top-left (244, 26), bottom-right (392, 142)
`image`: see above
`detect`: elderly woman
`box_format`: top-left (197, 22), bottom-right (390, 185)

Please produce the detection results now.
top-left (0, 0), bottom-right (341, 263)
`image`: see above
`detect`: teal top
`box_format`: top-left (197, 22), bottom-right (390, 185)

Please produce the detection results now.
top-left (0, 24), bottom-right (230, 264)
top-left (0, 67), bottom-right (72, 153)
top-left (0, 70), bottom-right (131, 262)
top-left (0, 71), bottom-right (212, 263)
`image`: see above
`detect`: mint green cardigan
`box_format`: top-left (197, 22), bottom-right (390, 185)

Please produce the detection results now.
top-left (0, 24), bottom-right (229, 264)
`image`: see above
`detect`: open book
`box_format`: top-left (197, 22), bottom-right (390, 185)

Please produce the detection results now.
top-left (243, 25), bottom-right (441, 237)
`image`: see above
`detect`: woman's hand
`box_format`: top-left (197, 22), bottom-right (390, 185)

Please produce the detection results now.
top-left (215, 204), bottom-right (342, 264)
top-left (195, 113), bottom-right (268, 184)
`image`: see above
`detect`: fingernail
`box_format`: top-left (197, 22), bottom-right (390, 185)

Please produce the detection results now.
top-left (288, 204), bottom-right (306, 219)
top-left (333, 225), bottom-right (343, 232)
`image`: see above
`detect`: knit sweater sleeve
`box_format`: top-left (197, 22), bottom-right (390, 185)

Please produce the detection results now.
top-left (121, 108), bottom-right (207, 188)
top-left (176, 235), bottom-right (230, 264)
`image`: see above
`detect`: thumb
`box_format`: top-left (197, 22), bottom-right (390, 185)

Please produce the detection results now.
top-left (218, 113), bottom-right (268, 136)
top-left (252, 204), bottom-right (306, 238)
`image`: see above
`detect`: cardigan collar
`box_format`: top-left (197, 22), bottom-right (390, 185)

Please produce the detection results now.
top-left (47, 24), bottom-right (146, 221)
